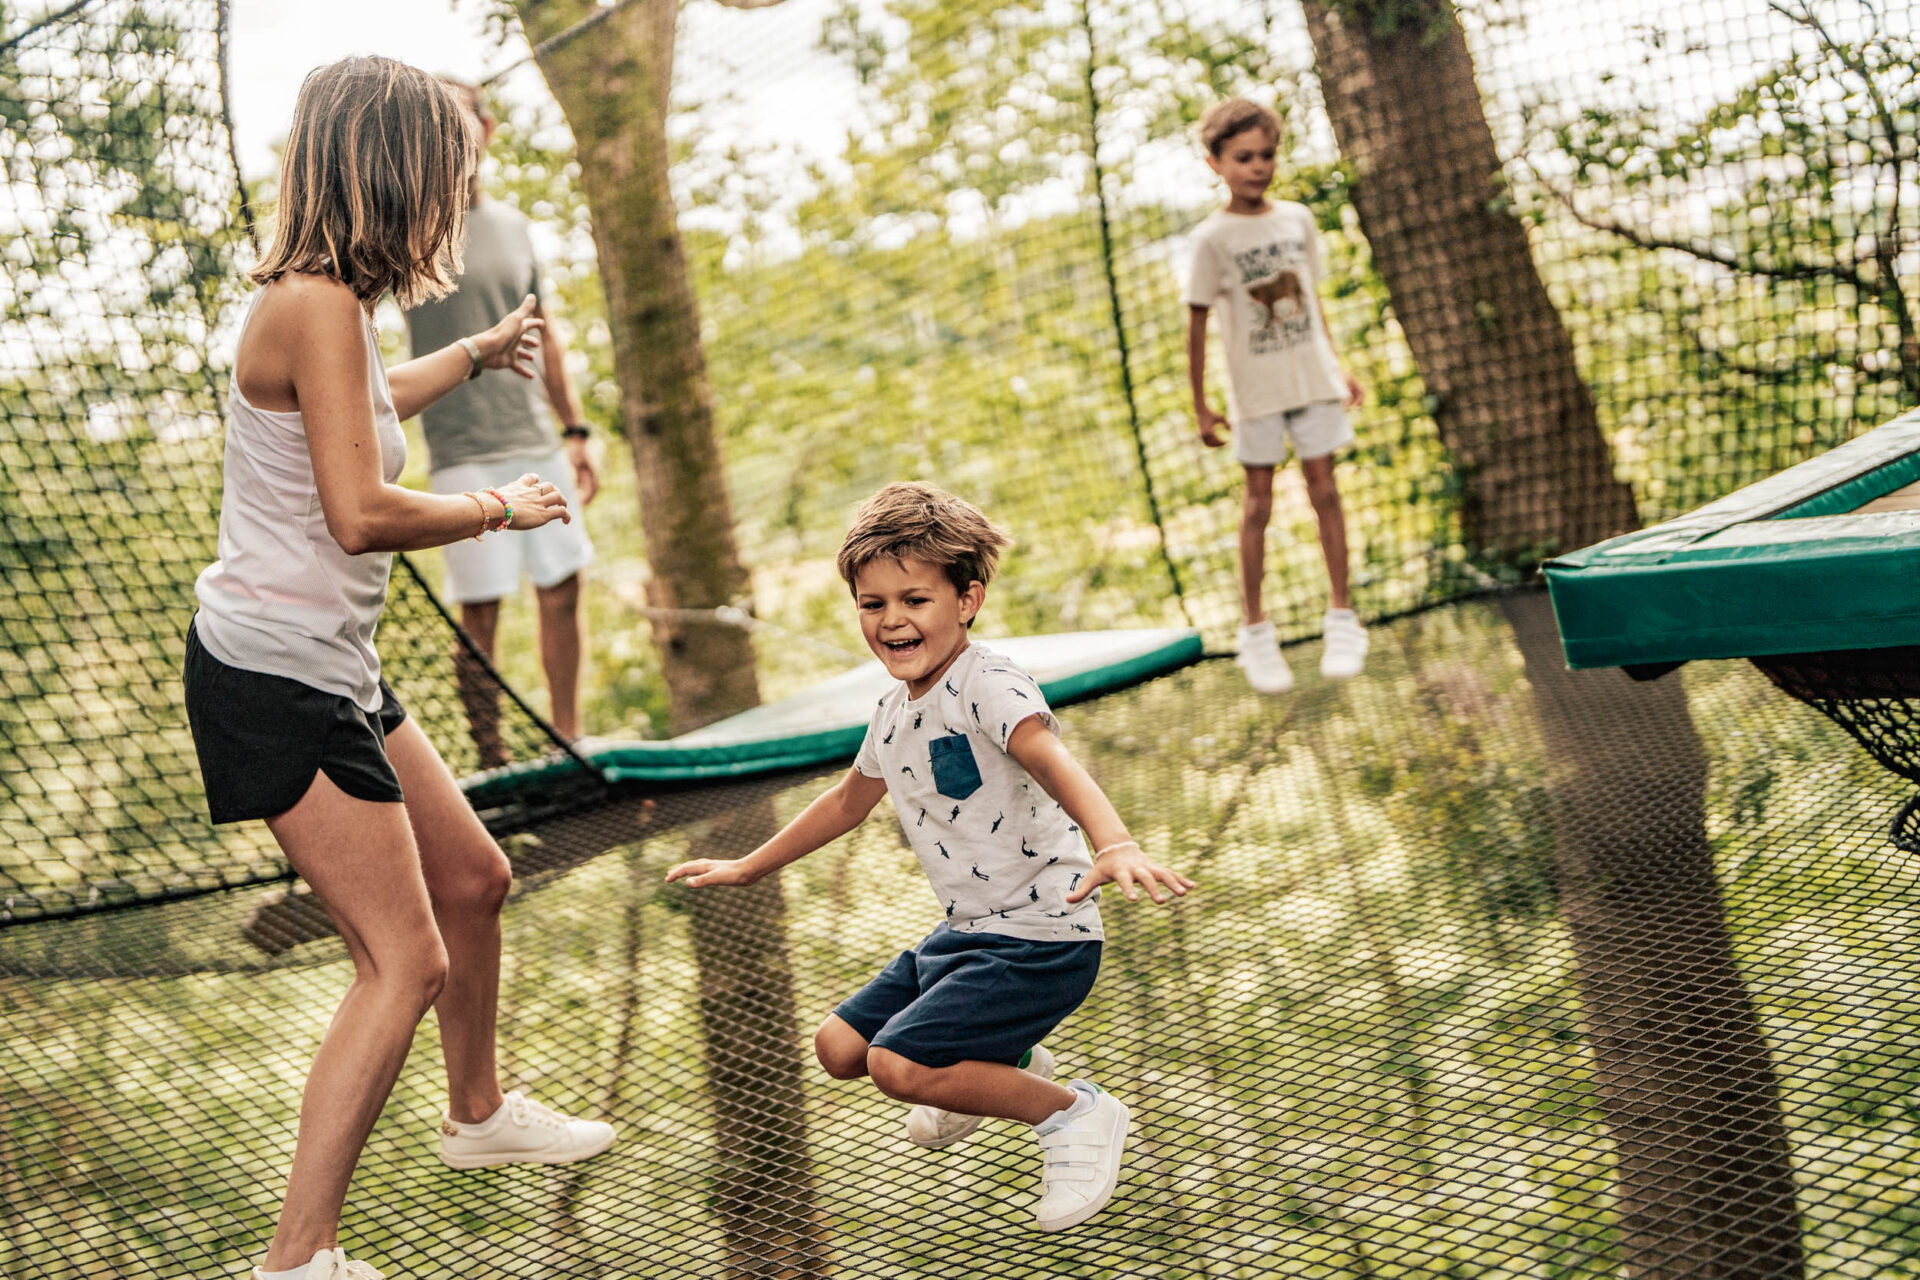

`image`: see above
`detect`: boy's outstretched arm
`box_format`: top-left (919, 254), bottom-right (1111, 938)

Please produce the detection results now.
top-left (1187, 305), bottom-right (1229, 447)
top-left (665, 767), bottom-right (889, 887)
top-left (1006, 717), bottom-right (1195, 906)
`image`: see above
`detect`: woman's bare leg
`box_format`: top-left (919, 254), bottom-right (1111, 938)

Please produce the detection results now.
top-left (384, 718), bottom-right (513, 1125)
top-left (260, 775), bottom-right (448, 1271)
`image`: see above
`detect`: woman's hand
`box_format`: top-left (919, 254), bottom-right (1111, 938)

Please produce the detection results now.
top-left (473, 294), bottom-right (545, 380)
top-left (664, 857), bottom-right (761, 888)
top-left (492, 472), bottom-right (571, 530)
top-left (1065, 842), bottom-right (1194, 905)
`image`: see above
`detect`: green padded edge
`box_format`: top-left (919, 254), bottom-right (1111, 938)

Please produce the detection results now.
top-left (463, 629), bottom-right (1205, 806)
top-left (1543, 409), bottom-right (1920, 670)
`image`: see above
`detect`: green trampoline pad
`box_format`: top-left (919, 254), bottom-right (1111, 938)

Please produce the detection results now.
top-left (1544, 408), bottom-right (1920, 670)
top-left (463, 627), bottom-right (1204, 807)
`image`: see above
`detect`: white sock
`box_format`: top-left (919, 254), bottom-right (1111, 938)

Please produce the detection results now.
top-left (1326, 608), bottom-right (1356, 620)
top-left (1034, 1082), bottom-right (1098, 1134)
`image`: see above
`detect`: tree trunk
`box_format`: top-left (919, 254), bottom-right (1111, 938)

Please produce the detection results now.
top-left (1301, 1), bottom-right (1636, 568)
top-left (514, 4), bottom-right (828, 1275)
top-left (518, 0), bottom-right (758, 732)
top-left (1503, 593), bottom-right (1804, 1280)
top-left (1302, 6), bottom-right (1805, 1275)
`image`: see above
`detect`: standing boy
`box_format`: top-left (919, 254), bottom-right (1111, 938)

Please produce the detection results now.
top-left (1186, 98), bottom-right (1367, 694)
top-left (403, 80), bottom-right (599, 764)
top-left (666, 482), bottom-right (1192, 1232)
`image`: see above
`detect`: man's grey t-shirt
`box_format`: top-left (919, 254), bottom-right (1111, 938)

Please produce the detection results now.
top-left (403, 199), bottom-right (554, 470)
top-left (853, 643), bottom-right (1103, 942)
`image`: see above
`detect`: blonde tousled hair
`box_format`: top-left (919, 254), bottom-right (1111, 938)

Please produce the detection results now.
top-left (837, 483), bottom-right (1013, 606)
top-left (249, 57), bottom-right (478, 308)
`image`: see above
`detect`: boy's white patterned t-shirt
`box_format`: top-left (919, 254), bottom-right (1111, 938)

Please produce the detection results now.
top-left (854, 643), bottom-right (1102, 942)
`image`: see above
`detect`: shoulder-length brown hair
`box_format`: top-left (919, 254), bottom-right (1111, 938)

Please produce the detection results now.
top-left (249, 57), bottom-right (477, 308)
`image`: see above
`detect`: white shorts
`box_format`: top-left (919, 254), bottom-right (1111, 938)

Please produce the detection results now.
top-left (1235, 401), bottom-right (1354, 468)
top-left (430, 448), bottom-right (595, 604)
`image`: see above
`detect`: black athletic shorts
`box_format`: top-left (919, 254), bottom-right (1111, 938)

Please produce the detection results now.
top-left (183, 621), bottom-right (407, 824)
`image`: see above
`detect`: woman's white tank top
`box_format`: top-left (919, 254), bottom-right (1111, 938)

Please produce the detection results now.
top-left (193, 288), bottom-right (408, 712)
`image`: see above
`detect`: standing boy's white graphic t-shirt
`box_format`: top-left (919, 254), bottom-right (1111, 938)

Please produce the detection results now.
top-left (854, 644), bottom-right (1102, 942)
top-left (1185, 201), bottom-right (1346, 420)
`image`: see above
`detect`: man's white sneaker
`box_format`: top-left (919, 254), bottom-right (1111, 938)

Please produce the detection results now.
top-left (251, 1248), bottom-right (383, 1280)
top-left (1235, 620), bottom-right (1294, 695)
top-left (1320, 609), bottom-right (1369, 680)
top-left (1033, 1080), bottom-right (1129, 1232)
top-left (439, 1090), bottom-right (616, 1170)
top-left (906, 1044), bottom-right (1057, 1149)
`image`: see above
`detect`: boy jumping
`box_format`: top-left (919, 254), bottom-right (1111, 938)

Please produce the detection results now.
top-left (1186, 98), bottom-right (1367, 693)
top-left (666, 482), bottom-right (1192, 1231)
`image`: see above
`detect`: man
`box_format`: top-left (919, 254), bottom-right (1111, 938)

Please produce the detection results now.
top-left (404, 81), bottom-right (599, 766)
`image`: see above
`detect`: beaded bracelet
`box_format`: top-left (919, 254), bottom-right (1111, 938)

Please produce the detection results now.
top-left (1092, 840), bottom-right (1140, 862)
top-left (485, 487), bottom-right (513, 532)
top-left (462, 491), bottom-right (490, 541)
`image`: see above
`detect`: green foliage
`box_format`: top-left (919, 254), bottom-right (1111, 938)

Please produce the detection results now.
top-left (1515, 0), bottom-right (1920, 518)
top-left (0, 0), bottom-right (260, 904)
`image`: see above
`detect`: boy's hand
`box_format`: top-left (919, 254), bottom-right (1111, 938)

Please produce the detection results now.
top-left (664, 857), bottom-right (761, 888)
top-left (1196, 405), bottom-right (1230, 448)
top-left (1342, 369), bottom-right (1364, 409)
top-left (1066, 842), bottom-right (1195, 905)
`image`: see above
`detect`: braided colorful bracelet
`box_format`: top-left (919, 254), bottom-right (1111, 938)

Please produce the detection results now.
top-left (462, 491), bottom-right (490, 540)
top-left (485, 487), bottom-right (513, 532)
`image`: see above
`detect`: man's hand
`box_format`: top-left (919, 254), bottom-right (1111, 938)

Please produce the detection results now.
top-left (1196, 405), bottom-right (1231, 448)
top-left (1065, 842), bottom-right (1195, 905)
top-left (664, 857), bottom-right (761, 887)
top-left (475, 294), bottom-right (544, 380)
top-left (565, 435), bottom-right (600, 506)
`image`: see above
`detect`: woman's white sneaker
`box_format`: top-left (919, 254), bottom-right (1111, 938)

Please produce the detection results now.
top-left (905, 1044), bottom-right (1057, 1149)
top-left (1033, 1080), bottom-right (1129, 1232)
top-left (438, 1090), bottom-right (616, 1169)
top-left (1319, 609), bottom-right (1369, 680)
top-left (251, 1248), bottom-right (383, 1280)
top-left (1235, 620), bottom-right (1294, 694)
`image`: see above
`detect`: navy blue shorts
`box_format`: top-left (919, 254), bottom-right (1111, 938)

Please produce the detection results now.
top-left (834, 924), bottom-right (1102, 1069)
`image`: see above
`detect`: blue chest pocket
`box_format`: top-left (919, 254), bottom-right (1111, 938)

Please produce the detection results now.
top-left (928, 733), bottom-right (983, 801)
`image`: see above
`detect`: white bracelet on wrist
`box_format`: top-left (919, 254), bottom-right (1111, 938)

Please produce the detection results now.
top-left (455, 336), bottom-right (484, 380)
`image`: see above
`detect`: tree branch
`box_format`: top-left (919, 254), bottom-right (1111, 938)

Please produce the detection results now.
top-left (1768, 0), bottom-right (1905, 254)
top-left (0, 0), bottom-right (104, 57)
top-left (485, 0), bottom-right (785, 85)
top-left (1540, 177), bottom-right (1880, 293)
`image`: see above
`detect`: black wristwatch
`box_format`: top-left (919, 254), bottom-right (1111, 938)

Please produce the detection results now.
top-left (560, 423), bottom-right (591, 440)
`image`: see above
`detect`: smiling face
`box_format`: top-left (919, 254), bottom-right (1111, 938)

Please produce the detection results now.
top-left (1207, 125), bottom-right (1277, 210)
top-left (854, 555), bottom-right (983, 699)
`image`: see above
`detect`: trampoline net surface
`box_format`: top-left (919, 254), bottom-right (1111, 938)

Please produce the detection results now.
top-left (6, 600), bottom-right (1920, 1279)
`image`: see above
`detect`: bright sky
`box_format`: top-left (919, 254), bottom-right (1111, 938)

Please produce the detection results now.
top-left (228, 0), bottom-right (518, 179)
top-left (227, 0), bottom-right (861, 183)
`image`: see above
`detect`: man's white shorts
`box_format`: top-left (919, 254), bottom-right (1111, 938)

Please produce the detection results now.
top-left (1235, 401), bottom-right (1354, 468)
top-left (430, 447), bottom-right (595, 605)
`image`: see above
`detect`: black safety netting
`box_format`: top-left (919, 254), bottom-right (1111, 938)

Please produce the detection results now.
top-left (5, 0), bottom-right (1920, 1276)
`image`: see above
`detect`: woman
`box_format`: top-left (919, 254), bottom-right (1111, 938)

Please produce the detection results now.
top-left (183, 57), bottom-right (613, 1280)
